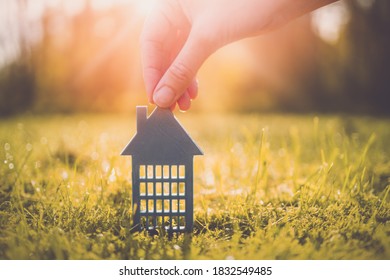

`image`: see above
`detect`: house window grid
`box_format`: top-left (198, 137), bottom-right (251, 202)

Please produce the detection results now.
top-left (138, 164), bottom-right (186, 232)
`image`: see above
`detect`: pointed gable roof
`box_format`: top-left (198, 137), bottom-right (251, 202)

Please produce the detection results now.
top-left (121, 107), bottom-right (203, 162)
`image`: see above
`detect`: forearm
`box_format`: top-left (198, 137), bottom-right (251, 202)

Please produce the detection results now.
top-left (259, 0), bottom-right (339, 32)
top-left (279, 0), bottom-right (339, 23)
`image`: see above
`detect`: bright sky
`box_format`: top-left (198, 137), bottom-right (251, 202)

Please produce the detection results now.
top-left (0, 0), bottom-right (349, 66)
top-left (0, 0), bottom-right (155, 66)
top-left (24, 0), bottom-right (154, 18)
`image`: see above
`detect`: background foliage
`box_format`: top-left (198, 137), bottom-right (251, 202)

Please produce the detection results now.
top-left (0, 0), bottom-right (389, 116)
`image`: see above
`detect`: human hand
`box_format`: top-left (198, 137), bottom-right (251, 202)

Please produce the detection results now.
top-left (141, 0), bottom-right (337, 111)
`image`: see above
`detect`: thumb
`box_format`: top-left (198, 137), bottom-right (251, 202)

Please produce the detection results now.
top-left (152, 32), bottom-right (210, 108)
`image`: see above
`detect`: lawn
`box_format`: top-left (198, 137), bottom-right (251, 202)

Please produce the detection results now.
top-left (0, 112), bottom-right (389, 260)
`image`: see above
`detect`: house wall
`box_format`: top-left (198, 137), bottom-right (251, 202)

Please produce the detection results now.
top-left (185, 160), bottom-right (194, 232)
top-left (131, 155), bottom-right (194, 232)
top-left (131, 157), bottom-right (141, 232)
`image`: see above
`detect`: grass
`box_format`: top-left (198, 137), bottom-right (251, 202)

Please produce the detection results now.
top-left (0, 112), bottom-right (389, 260)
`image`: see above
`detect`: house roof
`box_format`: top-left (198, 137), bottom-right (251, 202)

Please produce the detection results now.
top-left (121, 107), bottom-right (203, 162)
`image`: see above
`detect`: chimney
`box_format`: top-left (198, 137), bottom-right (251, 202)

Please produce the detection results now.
top-left (136, 106), bottom-right (147, 132)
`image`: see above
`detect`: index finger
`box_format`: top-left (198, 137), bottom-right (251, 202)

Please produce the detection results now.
top-left (140, 5), bottom-right (173, 103)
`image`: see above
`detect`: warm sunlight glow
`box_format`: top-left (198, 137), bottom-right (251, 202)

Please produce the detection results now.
top-left (311, 1), bottom-right (350, 44)
top-left (90, 0), bottom-right (156, 15)
top-left (133, 0), bottom-right (156, 15)
top-left (2, 0), bottom-right (387, 115)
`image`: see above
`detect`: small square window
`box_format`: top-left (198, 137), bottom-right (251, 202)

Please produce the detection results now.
top-left (139, 165), bottom-right (146, 178)
top-left (163, 216), bottom-right (171, 228)
top-left (147, 217), bottom-right (155, 229)
top-left (178, 216), bottom-right (186, 228)
top-left (171, 199), bottom-right (178, 212)
top-left (140, 200), bottom-right (146, 212)
top-left (147, 165), bottom-right (154, 178)
top-left (148, 200), bottom-right (154, 212)
top-left (179, 165), bottom-right (185, 178)
top-left (179, 199), bottom-right (186, 212)
top-left (163, 182), bottom-right (170, 195)
top-left (163, 165), bottom-right (170, 178)
top-left (179, 182), bottom-right (185, 195)
top-left (155, 182), bottom-right (162, 196)
top-left (171, 182), bottom-right (178, 196)
top-left (163, 200), bottom-right (170, 212)
top-left (156, 216), bottom-right (163, 227)
top-left (155, 165), bottom-right (162, 178)
top-left (140, 182), bottom-right (146, 196)
top-left (171, 216), bottom-right (178, 229)
top-left (140, 216), bottom-right (147, 227)
top-left (156, 199), bottom-right (163, 212)
top-left (171, 165), bottom-right (178, 178)
top-left (147, 182), bottom-right (154, 196)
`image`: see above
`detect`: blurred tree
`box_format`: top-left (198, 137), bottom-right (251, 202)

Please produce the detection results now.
top-left (304, 0), bottom-right (390, 115)
top-left (220, 0), bottom-right (390, 115)
top-left (0, 0), bottom-right (35, 117)
top-left (0, 59), bottom-right (35, 117)
top-left (338, 0), bottom-right (390, 114)
top-left (32, 2), bottom-right (144, 113)
top-left (224, 15), bottom-right (320, 113)
top-left (0, 0), bottom-right (389, 115)
top-left (0, 0), bottom-right (145, 116)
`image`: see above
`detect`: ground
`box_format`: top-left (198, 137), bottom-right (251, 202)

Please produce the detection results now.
top-left (0, 113), bottom-right (389, 259)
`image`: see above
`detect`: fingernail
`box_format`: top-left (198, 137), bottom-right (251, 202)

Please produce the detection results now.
top-left (153, 87), bottom-right (176, 107)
